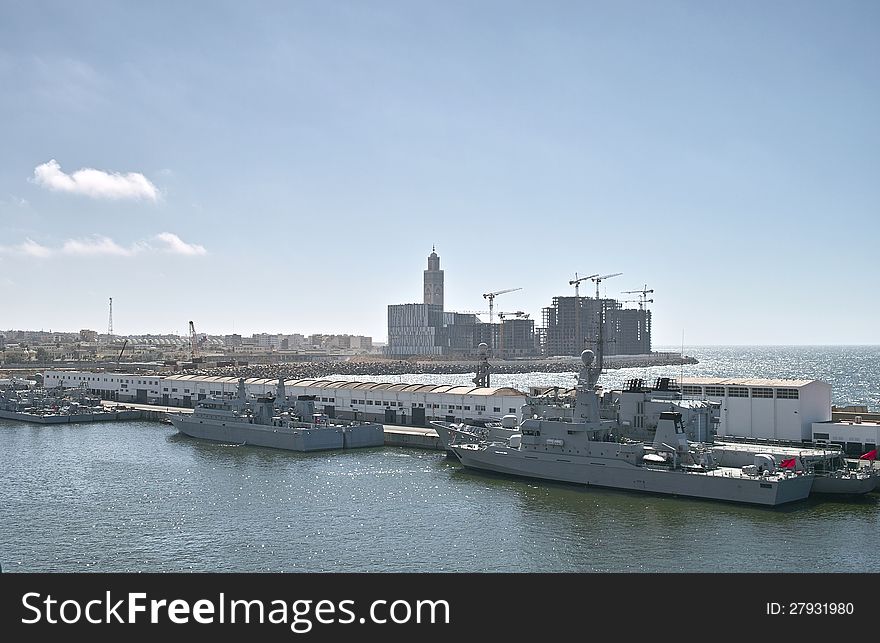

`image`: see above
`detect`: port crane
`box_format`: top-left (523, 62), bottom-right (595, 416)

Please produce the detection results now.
top-left (188, 321), bottom-right (200, 362)
top-left (621, 285), bottom-right (654, 310)
top-left (482, 288), bottom-right (522, 325)
top-left (116, 339), bottom-right (128, 366)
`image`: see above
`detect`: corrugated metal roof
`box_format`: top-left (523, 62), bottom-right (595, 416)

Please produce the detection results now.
top-left (681, 377), bottom-right (823, 388)
top-left (444, 386), bottom-right (477, 395)
top-left (475, 387), bottom-right (524, 396)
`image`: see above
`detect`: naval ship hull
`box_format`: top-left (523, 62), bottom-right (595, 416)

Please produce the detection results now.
top-left (171, 416), bottom-right (384, 452)
top-left (452, 445), bottom-right (814, 506)
top-left (711, 443), bottom-right (876, 495)
top-left (431, 420), bottom-right (519, 455)
top-left (810, 474), bottom-right (877, 495)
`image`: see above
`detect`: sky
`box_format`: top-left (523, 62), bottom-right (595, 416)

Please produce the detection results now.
top-left (1, 0), bottom-right (878, 345)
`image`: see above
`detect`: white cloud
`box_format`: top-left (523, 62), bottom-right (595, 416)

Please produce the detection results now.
top-left (0, 238), bottom-right (54, 258)
top-left (0, 233), bottom-right (206, 258)
top-left (60, 235), bottom-right (144, 257)
top-left (154, 232), bottom-right (207, 256)
top-left (31, 159), bottom-right (160, 201)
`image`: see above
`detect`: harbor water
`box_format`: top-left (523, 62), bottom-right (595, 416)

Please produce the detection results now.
top-left (2, 346), bottom-right (879, 573)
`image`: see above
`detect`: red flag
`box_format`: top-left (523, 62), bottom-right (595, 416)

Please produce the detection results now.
top-left (779, 458), bottom-right (796, 468)
top-left (859, 449), bottom-right (877, 461)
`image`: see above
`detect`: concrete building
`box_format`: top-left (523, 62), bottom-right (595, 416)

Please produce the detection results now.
top-left (498, 317), bottom-right (537, 358)
top-left (386, 249), bottom-right (537, 358)
top-left (541, 297), bottom-right (651, 357)
top-left (607, 308), bottom-right (651, 355)
top-left (387, 249), bottom-right (450, 357)
top-left (386, 303), bottom-right (446, 356)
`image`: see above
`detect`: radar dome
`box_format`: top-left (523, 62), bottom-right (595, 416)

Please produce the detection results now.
top-left (581, 349), bottom-right (594, 366)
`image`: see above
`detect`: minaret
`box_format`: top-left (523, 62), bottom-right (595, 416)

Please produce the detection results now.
top-left (423, 246), bottom-right (444, 309)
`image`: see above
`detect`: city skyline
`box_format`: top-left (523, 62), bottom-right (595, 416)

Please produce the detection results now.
top-left (1, 2), bottom-right (878, 344)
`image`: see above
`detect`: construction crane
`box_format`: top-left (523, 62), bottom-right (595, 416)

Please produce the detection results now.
top-left (569, 272), bottom-right (598, 299)
top-left (591, 272), bottom-right (622, 299)
top-left (116, 339), bottom-right (128, 366)
top-left (188, 320), bottom-right (200, 362)
top-left (621, 285), bottom-right (654, 310)
top-left (107, 297), bottom-right (114, 344)
top-left (569, 273), bottom-right (597, 353)
top-left (482, 288), bottom-right (522, 325)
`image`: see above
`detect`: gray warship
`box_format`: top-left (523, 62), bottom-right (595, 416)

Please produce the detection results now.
top-left (171, 377), bottom-right (385, 452)
top-left (610, 377), bottom-right (877, 495)
top-left (449, 349), bottom-right (814, 506)
top-left (511, 374), bottom-right (876, 496)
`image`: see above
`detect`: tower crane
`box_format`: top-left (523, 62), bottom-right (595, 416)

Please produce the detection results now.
top-left (569, 272), bottom-right (598, 299)
top-left (621, 285), bottom-right (654, 310)
top-left (569, 273), bottom-right (597, 354)
top-left (590, 272), bottom-right (622, 299)
top-left (482, 288), bottom-right (522, 325)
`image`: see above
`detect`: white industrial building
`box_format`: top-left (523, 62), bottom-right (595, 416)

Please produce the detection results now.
top-left (811, 419), bottom-right (880, 456)
top-left (43, 371), bottom-right (849, 441)
top-left (44, 370), bottom-right (527, 426)
top-left (679, 377), bottom-right (832, 442)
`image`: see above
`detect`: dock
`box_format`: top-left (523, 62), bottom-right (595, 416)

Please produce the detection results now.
top-left (381, 424), bottom-right (444, 451)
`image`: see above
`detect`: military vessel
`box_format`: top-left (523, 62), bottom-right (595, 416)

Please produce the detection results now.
top-left (609, 377), bottom-right (877, 495)
top-left (171, 378), bottom-right (385, 452)
top-left (709, 440), bottom-right (877, 495)
top-left (450, 350), bottom-right (814, 506)
top-left (431, 417), bottom-right (517, 453)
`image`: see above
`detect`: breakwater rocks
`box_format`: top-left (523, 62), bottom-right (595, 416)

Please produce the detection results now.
top-left (186, 353), bottom-right (698, 380)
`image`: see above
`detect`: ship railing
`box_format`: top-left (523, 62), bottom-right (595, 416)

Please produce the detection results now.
top-left (718, 434), bottom-right (843, 452)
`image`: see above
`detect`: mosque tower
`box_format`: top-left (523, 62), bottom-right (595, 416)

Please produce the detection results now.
top-left (423, 246), bottom-right (444, 309)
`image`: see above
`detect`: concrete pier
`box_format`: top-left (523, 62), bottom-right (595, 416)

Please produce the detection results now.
top-left (382, 424), bottom-right (444, 451)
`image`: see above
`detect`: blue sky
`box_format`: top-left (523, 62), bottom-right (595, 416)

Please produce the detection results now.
top-left (1, 1), bottom-right (877, 344)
